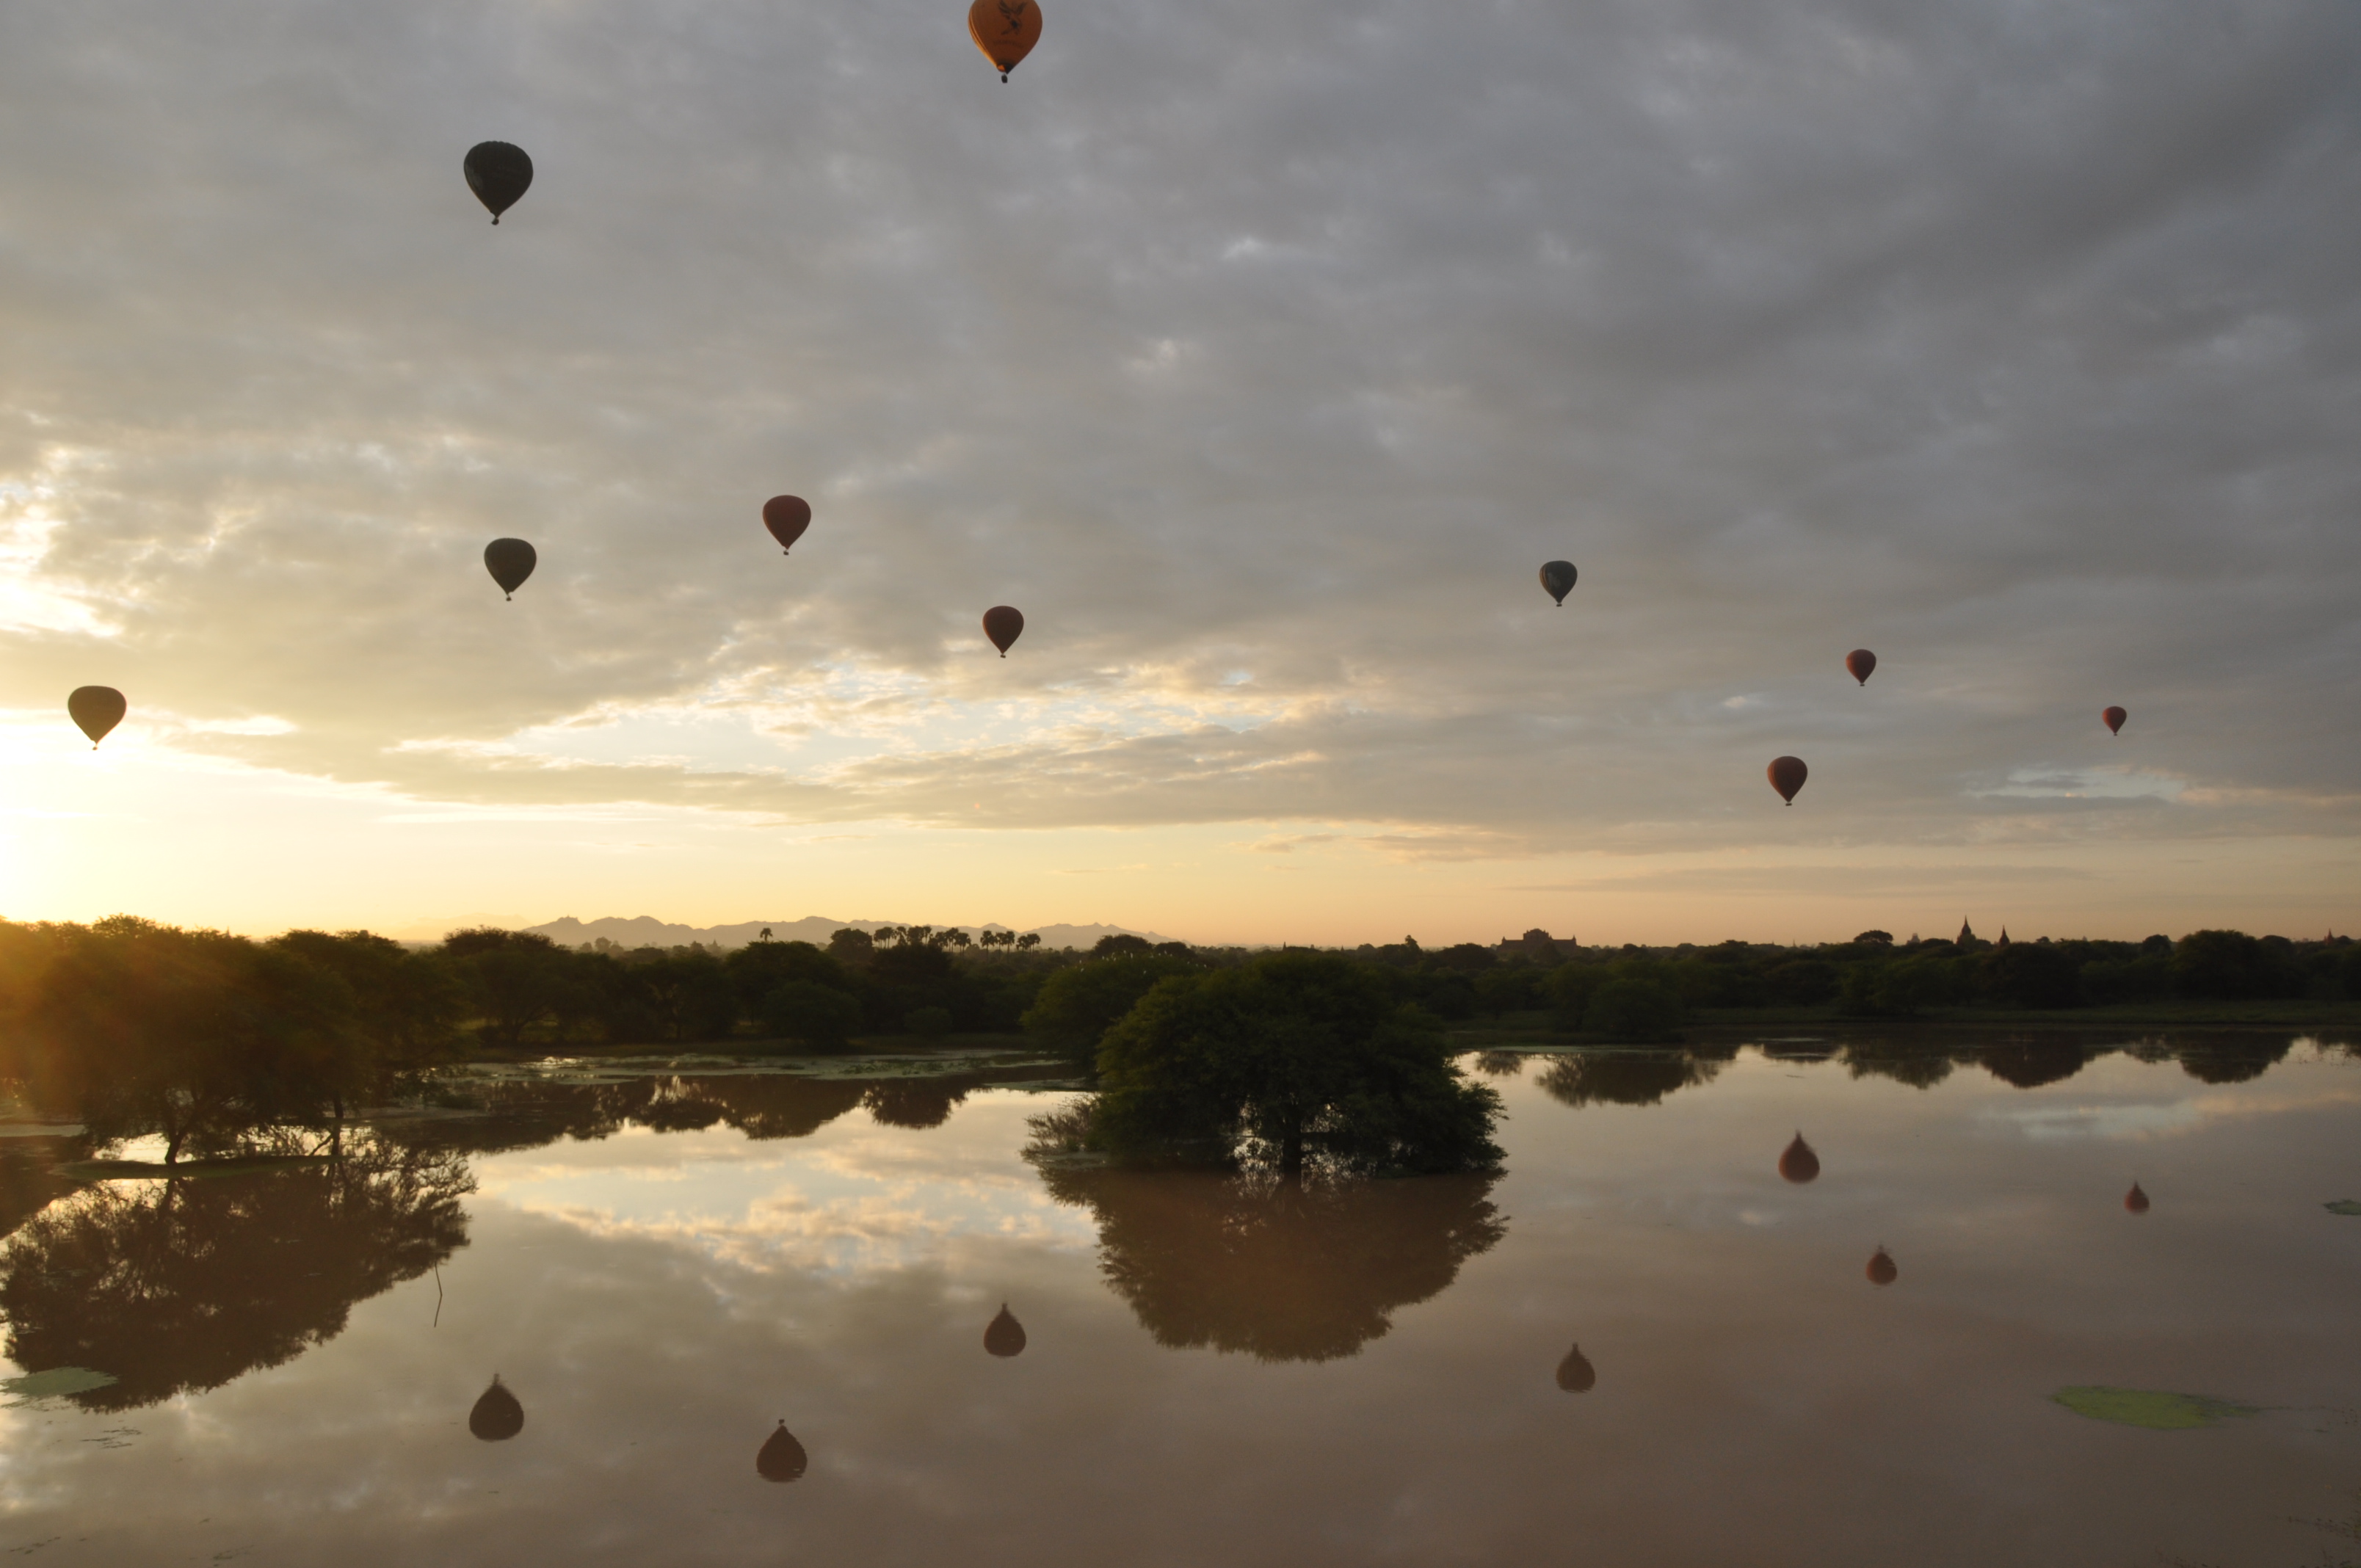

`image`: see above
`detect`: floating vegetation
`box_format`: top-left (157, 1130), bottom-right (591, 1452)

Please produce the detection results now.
top-left (2, 1368), bottom-right (120, 1406)
top-left (2051, 1386), bottom-right (2260, 1430)
top-left (54, 1155), bottom-right (332, 1183)
top-left (2326, 1200), bottom-right (2361, 1216)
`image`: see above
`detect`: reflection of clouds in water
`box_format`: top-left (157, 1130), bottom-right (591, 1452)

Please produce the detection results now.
top-left (1986, 1082), bottom-right (2361, 1142)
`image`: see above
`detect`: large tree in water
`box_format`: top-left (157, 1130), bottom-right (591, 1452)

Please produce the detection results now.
top-left (1089, 952), bottom-right (1501, 1175)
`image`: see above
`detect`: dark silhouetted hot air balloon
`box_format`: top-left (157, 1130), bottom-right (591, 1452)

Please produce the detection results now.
top-left (68, 686), bottom-right (126, 749)
top-left (984, 1304), bottom-right (1026, 1358)
top-left (468, 1375), bottom-right (524, 1441)
top-left (1539, 561), bottom-right (1577, 606)
top-left (756, 1420), bottom-right (808, 1481)
top-left (1767, 755), bottom-right (1807, 805)
top-left (484, 539), bottom-right (537, 599)
top-left (1846, 649), bottom-right (1876, 686)
top-left (2103, 705), bottom-right (2127, 736)
top-left (1555, 1343), bottom-right (1596, 1393)
top-left (763, 496), bottom-right (810, 555)
top-left (1778, 1132), bottom-right (1820, 1184)
top-left (1866, 1246), bottom-right (1897, 1286)
top-left (2125, 1182), bottom-right (2150, 1215)
top-left (968, 0), bottom-right (1042, 80)
top-left (982, 606), bottom-right (1024, 657)
top-left (463, 142), bottom-right (533, 225)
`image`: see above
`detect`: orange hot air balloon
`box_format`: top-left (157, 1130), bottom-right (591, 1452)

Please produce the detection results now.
top-left (968, 0), bottom-right (1042, 81)
top-left (1555, 1343), bottom-right (1596, 1393)
top-left (762, 496), bottom-right (811, 554)
top-left (756, 1420), bottom-right (808, 1481)
top-left (2103, 705), bottom-right (2127, 736)
top-left (2125, 1182), bottom-right (2150, 1214)
top-left (1767, 755), bottom-right (1807, 805)
top-left (1846, 649), bottom-right (1876, 686)
top-left (982, 605), bottom-right (1024, 657)
top-left (68, 686), bottom-right (127, 749)
top-left (1866, 1246), bottom-right (1897, 1286)
top-left (984, 1303), bottom-right (1027, 1358)
top-left (1778, 1133), bottom-right (1820, 1184)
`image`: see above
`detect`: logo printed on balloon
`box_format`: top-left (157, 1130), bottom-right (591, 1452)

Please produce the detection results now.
top-left (968, 0), bottom-right (1042, 79)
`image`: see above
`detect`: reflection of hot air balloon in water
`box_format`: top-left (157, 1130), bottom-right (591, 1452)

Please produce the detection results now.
top-left (756, 1420), bottom-right (808, 1482)
top-left (1779, 1133), bottom-right (1820, 1184)
top-left (984, 1304), bottom-right (1027, 1358)
top-left (1555, 1343), bottom-right (1596, 1393)
top-left (463, 142), bottom-right (533, 224)
top-left (1539, 561), bottom-right (1577, 606)
top-left (968, 0), bottom-right (1042, 81)
top-left (2125, 1182), bottom-right (2150, 1214)
top-left (468, 1375), bottom-right (524, 1441)
top-left (982, 606), bottom-right (1024, 657)
top-left (762, 496), bottom-right (810, 555)
top-left (1846, 649), bottom-right (1876, 686)
top-left (1767, 755), bottom-right (1808, 805)
top-left (2103, 706), bottom-right (2128, 736)
top-left (68, 686), bottom-right (127, 749)
top-left (1866, 1246), bottom-right (1897, 1286)
top-left (484, 539), bottom-right (537, 600)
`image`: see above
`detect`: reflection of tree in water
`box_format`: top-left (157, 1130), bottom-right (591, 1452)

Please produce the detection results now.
top-left (2174, 1037), bottom-right (2296, 1084)
top-left (1979, 1040), bottom-right (2094, 1089)
top-left (859, 1080), bottom-right (967, 1130)
top-left (0, 1140), bottom-right (471, 1412)
top-left (1470, 1050), bottom-right (1526, 1078)
top-left (1535, 1050), bottom-right (1726, 1108)
top-left (1035, 1164), bottom-right (1505, 1362)
top-left (1841, 1042), bottom-right (1956, 1089)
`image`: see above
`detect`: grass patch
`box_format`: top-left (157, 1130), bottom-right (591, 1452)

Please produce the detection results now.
top-left (2327, 1200), bottom-right (2361, 1217)
top-left (2052, 1386), bottom-right (2261, 1430)
top-left (1, 1368), bottom-right (118, 1407)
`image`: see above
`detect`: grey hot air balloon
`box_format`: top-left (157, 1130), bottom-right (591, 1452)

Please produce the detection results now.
top-left (484, 539), bottom-right (537, 599)
top-left (68, 686), bottom-right (127, 749)
top-left (1539, 561), bottom-right (1577, 606)
top-left (468, 1375), bottom-right (524, 1441)
top-left (464, 142), bottom-right (533, 224)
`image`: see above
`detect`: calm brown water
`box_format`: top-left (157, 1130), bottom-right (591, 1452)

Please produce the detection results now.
top-left (4, 1039), bottom-right (2358, 1567)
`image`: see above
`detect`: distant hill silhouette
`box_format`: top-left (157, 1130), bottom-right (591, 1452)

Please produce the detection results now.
top-left (518, 915), bottom-right (1179, 951)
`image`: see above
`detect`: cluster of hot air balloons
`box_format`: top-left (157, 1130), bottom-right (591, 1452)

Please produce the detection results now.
top-left (464, 1301), bottom-right (1029, 1481)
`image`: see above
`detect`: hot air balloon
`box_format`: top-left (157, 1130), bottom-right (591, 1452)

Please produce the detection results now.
top-left (1865, 1246), bottom-right (1897, 1286)
top-left (1539, 561), bottom-right (1577, 606)
top-left (982, 606), bottom-right (1024, 657)
top-left (968, 0), bottom-right (1042, 80)
top-left (468, 1375), bottom-right (524, 1441)
top-left (463, 142), bottom-right (533, 225)
top-left (68, 686), bottom-right (127, 749)
top-left (1846, 649), bottom-right (1876, 686)
top-left (2125, 1182), bottom-right (2150, 1215)
top-left (1778, 1132), bottom-right (1820, 1184)
top-left (1555, 1343), bottom-right (1596, 1393)
top-left (762, 496), bottom-right (811, 555)
top-left (756, 1420), bottom-right (808, 1481)
top-left (484, 538), bottom-right (537, 599)
top-left (984, 1304), bottom-right (1026, 1358)
top-left (2103, 706), bottom-right (2127, 736)
top-left (1767, 755), bottom-right (1807, 805)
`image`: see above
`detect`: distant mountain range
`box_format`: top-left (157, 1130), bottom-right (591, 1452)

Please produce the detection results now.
top-left (518, 915), bottom-right (1180, 952)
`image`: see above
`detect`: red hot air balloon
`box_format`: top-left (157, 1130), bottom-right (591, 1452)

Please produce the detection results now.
top-left (1866, 1246), bottom-right (1898, 1286)
top-left (756, 1421), bottom-right (808, 1481)
top-left (2103, 706), bottom-right (2127, 736)
top-left (1778, 1133), bottom-right (1820, 1184)
top-left (1767, 755), bottom-right (1807, 805)
top-left (68, 686), bottom-right (127, 749)
top-left (984, 1304), bottom-right (1027, 1357)
top-left (762, 496), bottom-right (810, 554)
top-left (2125, 1182), bottom-right (2150, 1214)
top-left (982, 606), bottom-right (1024, 657)
top-left (1846, 649), bottom-right (1876, 686)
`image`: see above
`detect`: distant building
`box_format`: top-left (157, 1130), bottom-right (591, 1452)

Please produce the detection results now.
top-left (1957, 919), bottom-right (1976, 947)
top-left (1501, 928), bottom-right (1574, 960)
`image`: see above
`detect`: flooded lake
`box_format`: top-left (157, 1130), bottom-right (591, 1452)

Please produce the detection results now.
top-left (4, 1037), bottom-right (2358, 1567)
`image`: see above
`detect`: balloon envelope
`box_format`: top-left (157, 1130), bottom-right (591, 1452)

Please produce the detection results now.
top-left (1866, 1247), bottom-right (1898, 1286)
top-left (968, 0), bottom-right (1042, 77)
top-left (1846, 649), bottom-right (1876, 685)
top-left (463, 142), bottom-right (533, 224)
top-left (1767, 755), bottom-right (1807, 805)
top-left (756, 1421), bottom-right (808, 1482)
top-left (2103, 705), bottom-right (2127, 736)
top-left (1778, 1133), bottom-right (1820, 1184)
top-left (2125, 1182), bottom-right (2150, 1214)
top-left (68, 686), bottom-right (127, 748)
top-left (1555, 1343), bottom-right (1596, 1393)
top-left (982, 605), bottom-right (1024, 656)
top-left (1539, 561), bottom-right (1577, 606)
top-left (484, 538), bottom-right (537, 598)
top-left (468, 1376), bottom-right (523, 1441)
top-left (762, 496), bottom-right (811, 553)
top-left (984, 1304), bottom-right (1027, 1358)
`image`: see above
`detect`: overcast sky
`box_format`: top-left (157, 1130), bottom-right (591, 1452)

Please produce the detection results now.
top-left (2, 0), bottom-right (2356, 943)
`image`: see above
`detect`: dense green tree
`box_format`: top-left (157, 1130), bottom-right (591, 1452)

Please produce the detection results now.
top-left (1583, 973), bottom-right (1685, 1040)
top-left (1024, 953), bottom-right (1200, 1075)
top-left (755, 981), bottom-right (864, 1051)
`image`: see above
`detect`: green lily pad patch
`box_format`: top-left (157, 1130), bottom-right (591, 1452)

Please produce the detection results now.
top-left (2326, 1200), bottom-right (2361, 1216)
top-left (2052, 1386), bottom-right (2260, 1430)
top-left (2, 1368), bottom-right (118, 1407)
